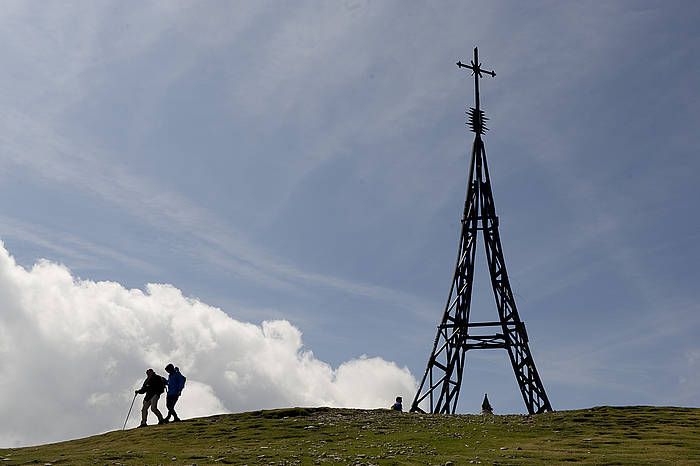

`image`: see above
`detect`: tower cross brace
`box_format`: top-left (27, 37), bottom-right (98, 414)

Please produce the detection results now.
top-left (411, 47), bottom-right (552, 415)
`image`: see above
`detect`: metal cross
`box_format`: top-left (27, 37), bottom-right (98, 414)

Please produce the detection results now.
top-left (457, 47), bottom-right (496, 111)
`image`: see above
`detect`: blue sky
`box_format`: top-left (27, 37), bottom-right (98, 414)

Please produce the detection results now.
top-left (0, 0), bottom-right (699, 444)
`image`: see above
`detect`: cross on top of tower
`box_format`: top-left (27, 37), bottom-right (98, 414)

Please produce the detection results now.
top-left (456, 47), bottom-right (496, 108)
top-left (457, 47), bottom-right (496, 135)
top-left (456, 48), bottom-right (496, 79)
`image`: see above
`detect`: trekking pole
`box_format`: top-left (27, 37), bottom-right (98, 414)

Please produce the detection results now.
top-left (123, 393), bottom-right (137, 430)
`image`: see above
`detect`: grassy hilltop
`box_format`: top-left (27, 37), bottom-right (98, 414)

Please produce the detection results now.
top-left (1, 406), bottom-right (699, 465)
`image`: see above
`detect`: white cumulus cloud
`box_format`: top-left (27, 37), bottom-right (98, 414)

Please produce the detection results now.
top-left (0, 242), bottom-right (416, 447)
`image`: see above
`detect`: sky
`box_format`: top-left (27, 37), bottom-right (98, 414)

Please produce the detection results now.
top-left (0, 0), bottom-right (699, 447)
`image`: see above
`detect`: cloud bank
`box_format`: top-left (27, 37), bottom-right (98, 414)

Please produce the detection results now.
top-left (0, 242), bottom-right (416, 447)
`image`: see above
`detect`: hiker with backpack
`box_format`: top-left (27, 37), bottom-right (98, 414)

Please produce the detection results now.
top-left (135, 368), bottom-right (167, 427)
top-left (164, 363), bottom-right (186, 423)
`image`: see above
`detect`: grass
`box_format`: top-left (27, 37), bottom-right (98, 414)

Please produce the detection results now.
top-left (1, 406), bottom-right (699, 465)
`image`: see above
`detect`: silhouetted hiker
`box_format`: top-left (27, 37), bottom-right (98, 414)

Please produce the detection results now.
top-left (135, 368), bottom-right (167, 427)
top-left (164, 363), bottom-right (186, 423)
top-left (391, 396), bottom-right (403, 411)
top-left (481, 393), bottom-right (493, 415)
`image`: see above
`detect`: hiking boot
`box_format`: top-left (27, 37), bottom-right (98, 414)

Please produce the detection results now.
top-left (173, 418), bottom-right (181, 422)
top-left (138, 423), bottom-right (147, 428)
top-left (158, 419), bottom-right (167, 425)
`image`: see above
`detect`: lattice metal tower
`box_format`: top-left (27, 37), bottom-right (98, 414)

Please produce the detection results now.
top-left (411, 48), bottom-right (552, 415)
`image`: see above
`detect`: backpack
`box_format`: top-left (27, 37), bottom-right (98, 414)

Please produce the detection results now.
top-left (158, 376), bottom-right (167, 394)
top-left (177, 369), bottom-right (186, 393)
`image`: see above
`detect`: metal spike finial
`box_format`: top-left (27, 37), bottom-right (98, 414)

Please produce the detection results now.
top-left (467, 108), bottom-right (489, 134)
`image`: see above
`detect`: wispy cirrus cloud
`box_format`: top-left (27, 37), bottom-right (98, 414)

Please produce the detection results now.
top-left (0, 104), bottom-right (435, 314)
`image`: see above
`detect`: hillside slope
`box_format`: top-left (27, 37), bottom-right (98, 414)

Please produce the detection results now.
top-left (1, 406), bottom-right (699, 465)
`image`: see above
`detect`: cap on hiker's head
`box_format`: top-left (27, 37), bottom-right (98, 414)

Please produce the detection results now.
top-left (146, 368), bottom-right (154, 375)
top-left (165, 363), bottom-right (174, 372)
